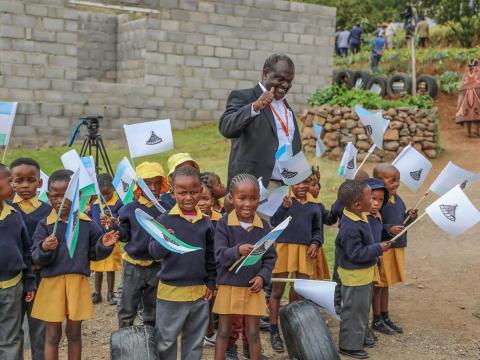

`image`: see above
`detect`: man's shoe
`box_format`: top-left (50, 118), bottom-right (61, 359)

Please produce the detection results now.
top-left (92, 292), bottom-right (102, 304)
top-left (384, 317), bottom-right (403, 333)
top-left (372, 319), bottom-right (396, 335)
top-left (225, 345), bottom-right (239, 360)
top-left (204, 333), bottom-right (216, 347)
top-left (270, 333), bottom-right (285, 353)
top-left (339, 348), bottom-right (369, 359)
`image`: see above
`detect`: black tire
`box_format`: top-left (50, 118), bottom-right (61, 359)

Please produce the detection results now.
top-left (416, 74), bottom-right (438, 98)
top-left (333, 70), bottom-right (353, 89)
top-left (365, 76), bottom-right (388, 97)
top-left (280, 300), bottom-right (340, 360)
top-left (387, 73), bottom-right (412, 96)
top-left (350, 70), bottom-right (371, 90)
top-left (111, 325), bottom-right (158, 360)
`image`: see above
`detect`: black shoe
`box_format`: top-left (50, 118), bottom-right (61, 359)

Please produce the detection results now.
top-left (107, 292), bottom-right (117, 305)
top-left (243, 345), bottom-right (268, 360)
top-left (339, 348), bottom-right (369, 359)
top-left (372, 319), bottom-right (396, 335)
top-left (225, 345), bottom-right (239, 360)
top-left (364, 328), bottom-right (377, 348)
top-left (384, 317), bottom-right (403, 333)
top-left (270, 333), bottom-right (285, 353)
top-left (259, 317), bottom-right (270, 332)
top-left (368, 328), bottom-right (378, 342)
top-left (92, 292), bottom-right (102, 304)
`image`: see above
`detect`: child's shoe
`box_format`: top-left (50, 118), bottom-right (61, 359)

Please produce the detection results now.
top-left (242, 345), bottom-right (268, 359)
top-left (372, 319), bottom-right (395, 335)
top-left (225, 345), bottom-right (239, 360)
top-left (92, 292), bottom-right (102, 304)
top-left (363, 330), bottom-right (377, 348)
top-left (107, 292), bottom-right (117, 305)
top-left (383, 316), bottom-right (403, 333)
top-left (339, 348), bottom-right (369, 359)
top-left (203, 333), bottom-right (216, 347)
top-left (270, 333), bottom-right (285, 353)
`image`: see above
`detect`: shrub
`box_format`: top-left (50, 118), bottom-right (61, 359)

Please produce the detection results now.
top-left (439, 71), bottom-right (460, 94)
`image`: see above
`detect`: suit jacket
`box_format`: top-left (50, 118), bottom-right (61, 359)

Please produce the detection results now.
top-left (219, 84), bottom-right (302, 187)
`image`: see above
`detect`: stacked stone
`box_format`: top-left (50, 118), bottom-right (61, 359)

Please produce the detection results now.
top-left (300, 105), bottom-right (439, 161)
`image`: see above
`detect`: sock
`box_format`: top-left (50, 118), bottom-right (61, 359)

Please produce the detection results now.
top-left (270, 324), bottom-right (279, 336)
top-left (381, 311), bottom-right (390, 320)
top-left (373, 314), bottom-right (383, 323)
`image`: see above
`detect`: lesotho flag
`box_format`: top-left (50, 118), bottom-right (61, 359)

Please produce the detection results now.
top-left (135, 208), bottom-right (202, 254)
top-left (112, 157), bottom-right (136, 204)
top-left (64, 169), bottom-right (81, 258)
top-left (337, 142), bottom-right (358, 179)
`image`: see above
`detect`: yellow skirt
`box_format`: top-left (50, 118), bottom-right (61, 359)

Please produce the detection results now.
top-left (90, 243), bottom-right (122, 272)
top-left (374, 247), bottom-right (405, 287)
top-left (32, 274), bottom-right (93, 322)
top-left (273, 243), bottom-right (315, 277)
top-left (312, 247), bottom-right (331, 280)
top-left (213, 285), bottom-right (266, 316)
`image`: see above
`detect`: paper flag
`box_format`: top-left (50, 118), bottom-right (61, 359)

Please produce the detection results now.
top-left (392, 144), bottom-right (432, 192)
top-left (124, 119), bottom-right (174, 158)
top-left (337, 142), bottom-right (358, 179)
top-left (0, 102), bottom-right (17, 146)
top-left (429, 161), bottom-right (480, 196)
top-left (257, 180), bottom-right (289, 218)
top-left (312, 123), bottom-right (327, 157)
top-left (137, 177), bottom-right (166, 214)
top-left (38, 170), bottom-right (49, 203)
top-left (275, 149), bottom-right (311, 186)
top-left (112, 157), bottom-right (136, 204)
top-left (355, 106), bottom-right (390, 149)
top-left (293, 279), bottom-right (340, 320)
top-left (64, 169), bottom-right (81, 258)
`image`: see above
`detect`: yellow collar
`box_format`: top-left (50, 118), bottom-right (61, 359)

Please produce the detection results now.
top-left (168, 204), bottom-right (204, 223)
top-left (94, 193), bottom-right (119, 207)
top-left (292, 192), bottom-right (320, 204)
top-left (388, 195), bottom-right (395, 204)
top-left (46, 208), bottom-right (91, 225)
top-left (13, 194), bottom-right (41, 214)
top-left (210, 209), bottom-right (223, 222)
top-left (227, 211), bottom-right (264, 229)
top-left (369, 212), bottom-right (382, 221)
top-left (138, 195), bottom-right (153, 208)
top-left (0, 202), bottom-right (15, 220)
top-left (343, 208), bottom-right (369, 223)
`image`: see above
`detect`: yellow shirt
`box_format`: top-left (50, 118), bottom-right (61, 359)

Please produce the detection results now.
top-left (12, 194), bottom-right (41, 215)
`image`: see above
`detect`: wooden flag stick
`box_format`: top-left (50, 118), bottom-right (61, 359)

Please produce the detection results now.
top-left (387, 211), bottom-right (427, 246)
top-left (288, 186), bottom-right (292, 198)
top-left (229, 256), bottom-right (245, 272)
top-left (52, 194), bottom-right (68, 237)
top-left (1, 144), bottom-right (8, 163)
top-left (353, 144), bottom-right (375, 178)
top-left (271, 278), bottom-right (296, 283)
top-left (404, 191), bottom-right (429, 224)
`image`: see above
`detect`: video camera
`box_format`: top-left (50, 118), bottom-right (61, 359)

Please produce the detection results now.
top-left (68, 115), bottom-right (103, 147)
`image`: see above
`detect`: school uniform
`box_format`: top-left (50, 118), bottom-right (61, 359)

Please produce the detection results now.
top-left (159, 192), bottom-right (176, 212)
top-left (336, 209), bottom-right (382, 352)
top-left (0, 202), bottom-right (35, 360)
top-left (209, 209), bottom-right (223, 229)
top-left (31, 210), bottom-right (113, 322)
top-left (214, 211), bottom-right (276, 316)
top-left (378, 195), bottom-right (408, 286)
top-left (89, 194), bottom-right (123, 272)
top-left (11, 195), bottom-right (51, 360)
top-left (313, 201), bottom-right (339, 280)
top-left (149, 205), bottom-right (216, 360)
top-left (270, 193), bottom-right (323, 277)
top-left (115, 196), bottom-right (163, 328)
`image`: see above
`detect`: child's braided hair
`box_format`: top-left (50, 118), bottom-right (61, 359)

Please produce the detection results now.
top-left (229, 173), bottom-right (259, 194)
top-left (200, 172), bottom-right (214, 195)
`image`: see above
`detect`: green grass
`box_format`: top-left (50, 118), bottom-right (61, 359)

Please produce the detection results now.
top-left (5, 122), bottom-right (343, 270)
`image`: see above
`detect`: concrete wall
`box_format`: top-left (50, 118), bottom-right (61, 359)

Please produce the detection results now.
top-left (0, 0), bottom-right (336, 145)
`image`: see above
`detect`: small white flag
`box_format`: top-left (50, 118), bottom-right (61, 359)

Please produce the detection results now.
top-left (124, 119), bottom-right (174, 158)
top-left (429, 161), bottom-right (480, 196)
top-left (293, 279), bottom-right (340, 320)
top-left (61, 150), bottom-right (95, 192)
top-left (0, 102), bottom-right (17, 146)
top-left (81, 156), bottom-right (101, 195)
top-left (112, 157), bottom-right (136, 204)
top-left (337, 142), bottom-right (358, 179)
top-left (425, 185), bottom-right (480, 236)
top-left (392, 144), bottom-right (432, 192)
top-left (312, 123), bottom-right (327, 157)
top-left (64, 169), bottom-right (81, 258)
top-left (38, 170), bottom-right (49, 203)
top-left (257, 177), bottom-right (289, 217)
top-left (355, 106), bottom-right (390, 149)
top-left (275, 149), bottom-right (311, 186)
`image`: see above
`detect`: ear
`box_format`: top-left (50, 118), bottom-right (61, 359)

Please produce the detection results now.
top-left (38, 178), bottom-right (43, 189)
top-left (169, 186), bottom-right (174, 196)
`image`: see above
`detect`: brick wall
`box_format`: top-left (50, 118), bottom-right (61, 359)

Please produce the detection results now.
top-left (0, 0), bottom-right (336, 145)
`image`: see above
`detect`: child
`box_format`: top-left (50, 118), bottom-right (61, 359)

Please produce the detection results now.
top-left (201, 172), bottom-right (227, 213)
top-left (373, 163), bottom-right (417, 335)
top-left (90, 173), bottom-right (123, 305)
top-left (214, 173), bottom-right (275, 360)
top-left (160, 153), bottom-right (200, 211)
top-left (10, 158), bottom-right (52, 360)
top-left (31, 169), bottom-right (117, 360)
top-left (268, 176), bottom-right (323, 353)
top-left (0, 163), bottom-right (35, 359)
top-left (116, 162), bottom-right (169, 328)
top-left (0, 163), bottom-right (13, 201)
top-left (149, 165), bottom-right (215, 360)
top-left (335, 180), bottom-right (390, 359)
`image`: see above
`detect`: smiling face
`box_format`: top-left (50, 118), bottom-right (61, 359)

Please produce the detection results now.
top-left (197, 185), bottom-right (213, 216)
top-left (292, 178), bottom-right (310, 201)
top-left (370, 189), bottom-right (385, 214)
top-left (47, 180), bottom-right (71, 218)
top-left (172, 175), bottom-right (201, 213)
top-left (230, 181), bottom-right (259, 223)
top-left (11, 164), bottom-right (41, 201)
top-left (379, 169), bottom-right (400, 197)
top-left (262, 60), bottom-right (295, 100)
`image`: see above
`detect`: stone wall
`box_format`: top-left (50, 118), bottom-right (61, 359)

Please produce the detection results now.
top-left (300, 105), bottom-right (439, 161)
top-left (117, 15), bottom-right (146, 84)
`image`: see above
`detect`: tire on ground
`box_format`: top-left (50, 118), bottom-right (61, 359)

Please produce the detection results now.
top-left (280, 300), bottom-right (340, 360)
top-left (111, 325), bottom-right (158, 360)
top-left (365, 76), bottom-right (388, 97)
top-left (386, 73), bottom-right (412, 96)
top-left (350, 70), bottom-right (371, 90)
top-left (416, 74), bottom-right (438, 98)
top-left (333, 70), bottom-right (354, 89)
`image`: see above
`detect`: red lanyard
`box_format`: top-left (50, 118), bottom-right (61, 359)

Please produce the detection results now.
top-left (270, 102), bottom-right (289, 137)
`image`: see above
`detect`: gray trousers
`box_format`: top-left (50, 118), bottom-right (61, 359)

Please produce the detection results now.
top-left (118, 261), bottom-right (160, 328)
top-left (0, 282), bottom-right (23, 360)
top-left (21, 270), bottom-right (44, 360)
top-left (339, 283), bottom-right (372, 351)
top-left (155, 297), bottom-right (209, 360)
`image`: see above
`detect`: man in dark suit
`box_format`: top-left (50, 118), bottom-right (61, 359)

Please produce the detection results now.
top-left (219, 54), bottom-right (301, 191)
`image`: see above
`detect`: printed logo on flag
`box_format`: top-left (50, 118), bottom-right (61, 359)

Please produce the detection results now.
top-left (365, 125), bottom-right (373, 135)
top-left (146, 131), bottom-right (163, 145)
top-left (460, 180), bottom-right (467, 189)
top-left (281, 168), bottom-right (298, 179)
top-left (121, 180), bottom-right (130, 193)
top-left (410, 169), bottom-right (423, 181)
top-left (347, 158), bottom-right (355, 170)
top-left (439, 204), bottom-right (457, 222)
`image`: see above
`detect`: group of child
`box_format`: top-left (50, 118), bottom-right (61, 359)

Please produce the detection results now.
top-left (0, 150), bottom-right (415, 360)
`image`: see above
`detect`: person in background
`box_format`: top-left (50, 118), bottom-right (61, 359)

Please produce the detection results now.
top-left (370, 29), bottom-right (386, 72)
top-left (385, 21), bottom-right (396, 49)
top-left (416, 16), bottom-right (429, 48)
top-left (349, 22), bottom-right (363, 54)
top-left (337, 28), bottom-right (351, 57)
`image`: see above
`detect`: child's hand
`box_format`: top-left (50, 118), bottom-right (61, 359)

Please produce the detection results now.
top-left (25, 291), bottom-right (35, 303)
top-left (307, 243), bottom-right (319, 259)
top-left (42, 235), bottom-right (58, 251)
top-left (282, 196), bottom-right (293, 209)
top-left (100, 214), bottom-right (115, 228)
top-left (113, 217), bottom-right (120, 225)
top-left (407, 209), bottom-right (418, 220)
top-left (167, 229), bottom-right (175, 235)
top-left (389, 225), bottom-right (404, 235)
top-left (102, 231), bottom-right (119, 247)
top-left (380, 242), bottom-right (391, 252)
top-left (249, 276), bottom-right (264, 293)
top-left (204, 288), bottom-right (214, 301)
top-left (239, 244), bottom-right (254, 256)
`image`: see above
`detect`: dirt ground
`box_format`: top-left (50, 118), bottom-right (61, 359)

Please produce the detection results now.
top-left (25, 93), bottom-right (480, 359)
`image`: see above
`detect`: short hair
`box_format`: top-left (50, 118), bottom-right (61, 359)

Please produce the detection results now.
top-left (338, 180), bottom-right (369, 208)
top-left (354, 169), bottom-right (369, 181)
top-left (97, 173), bottom-right (113, 189)
top-left (171, 165), bottom-right (200, 187)
top-left (48, 169), bottom-right (74, 190)
top-left (373, 163), bottom-right (399, 179)
top-left (263, 53), bottom-right (295, 74)
top-left (200, 172), bottom-right (214, 195)
top-left (229, 173), bottom-right (259, 194)
top-left (10, 157), bottom-right (40, 174)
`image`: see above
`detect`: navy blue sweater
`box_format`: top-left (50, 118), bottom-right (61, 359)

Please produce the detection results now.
top-left (88, 197), bottom-right (123, 232)
top-left (271, 199), bottom-right (323, 246)
top-left (116, 199), bottom-right (163, 261)
top-left (32, 214), bottom-right (114, 277)
top-left (11, 201), bottom-right (52, 240)
top-left (380, 195), bottom-right (408, 248)
top-left (149, 209), bottom-right (216, 289)
top-left (215, 213), bottom-right (276, 287)
top-left (159, 192), bottom-right (176, 212)
top-left (0, 204), bottom-right (35, 292)
top-left (368, 214), bottom-right (383, 244)
top-left (335, 211), bottom-right (382, 270)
